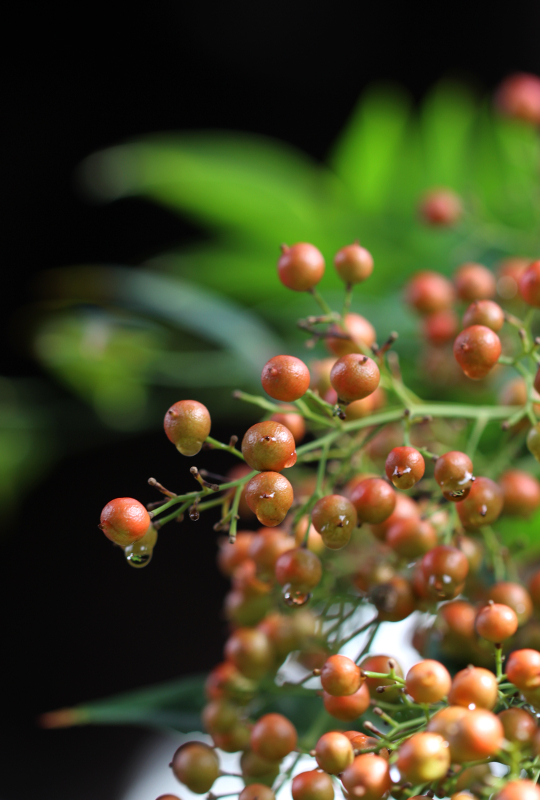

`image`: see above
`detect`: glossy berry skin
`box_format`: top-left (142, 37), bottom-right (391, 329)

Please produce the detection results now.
top-left (261, 355), bottom-right (310, 402)
top-left (456, 476), bottom-right (504, 528)
top-left (421, 545), bottom-right (469, 600)
top-left (496, 73), bottom-right (540, 124)
top-left (171, 741), bottom-right (220, 794)
top-left (315, 731), bottom-right (354, 774)
top-left (494, 782), bottom-right (540, 800)
top-left (224, 628), bottom-right (273, 680)
top-left (519, 261), bottom-right (540, 307)
top-left (349, 477), bottom-right (396, 524)
top-left (454, 262), bottom-right (496, 301)
top-left (500, 469), bottom-right (540, 516)
top-left (269, 411), bottom-right (306, 444)
top-left (453, 325), bottom-right (501, 379)
top-left (419, 188), bottom-right (462, 226)
top-left (386, 517), bottom-right (437, 559)
top-left (278, 243), bottom-right (325, 292)
top-left (405, 660), bottom-right (451, 704)
top-left (322, 683), bottom-right (370, 720)
top-left (405, 271), bottom-right (455, 315)
top-left (250, 713), bottom-right (297, 761)
top-left (498, 708), bottom-right (537, 745)
top-left (312, 495), bottom-right (357, 550)
top-left (488, 582), bottom-right (533, 624)
top-left (397, 732), bottom-right (450, 783)
top-left (291, 770), bottom-right (334, 800)
top-left (99, 497), bottom-right (151, 547)
top-left (330, 354), bottom-right (380, 404)
top-left (334, 243), bottom-right (374, 284)
top-left (244, 472), bottom-right (294, 527)
top-left (434, 451), bottom-right (474, 501)
top-left (463, 299), bottom-right (505, 332)
top-left (449, 708), bottom-right (504, 763)
top-left (164, 399), bottom-right (211, 456)
top-left (475, 603), bottom-right (518, 642)
top-left (422, 309), bottom-right (458, 345)
top-left (326, 313), bottom-right (376, 357)
top-left (370, 576), bottom-right (415, 622)
top-left (506, 649), bottom-right (540, 691)
top-left (341, 754), bottom-right (391, 800)
top-left (385, 446), bottom-right (425, 490)
top-left (239, 786), bottom-right (276, 800)
top-left (275, 547), bottom-right (322, 593)
top-left (320, 654), bottom-right (363, 696)
top-left (448, 666), bottom-right (499, 710)
top-left (242, 421), bottom-right (296, 472)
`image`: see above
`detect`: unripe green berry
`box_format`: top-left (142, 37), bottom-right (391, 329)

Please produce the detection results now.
top-left (164, 399), bottom-right (211, 456)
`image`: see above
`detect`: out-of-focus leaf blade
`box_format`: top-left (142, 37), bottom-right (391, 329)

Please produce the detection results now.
top-left (79, 133), bottom-right (348, 246)
top-left (329, 84), bottom-right (411, 213)
top-left (497, 508), bottom-right (540, 562)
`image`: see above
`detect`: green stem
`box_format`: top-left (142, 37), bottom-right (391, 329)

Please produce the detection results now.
top-left (309, 286), bottom-right (336, 317)
top-left (205, 435), bottom-right (245, 460)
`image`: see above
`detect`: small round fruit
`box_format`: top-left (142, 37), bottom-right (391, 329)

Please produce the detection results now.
top-left (519, 260), bottom-right (540, 307)
top-left (453, 325), bottom-right (501, 380)
top-left (370, 576), bottom-right (415, 622)
top-left (434, 451), bottom-right (474, 501)
top-left (312, 495), bottom-right (357, 550)
top-left (386, 517), bottom-right (437, 559)
top-left (224, 628), bottom-right (274, 680)
top-left (334, 243), bottom-right (374, 284)
top-left (341, 754), bottom-right (391, 800)
top-left (495, 73), bottom-right (540, 124)
top-left (99, 497), bottom-right (151, 547)
top-left (494, 782), bottom-right (540, 800)
top-left (330, 354), bottom-right (380, 404)
top-left (349, 478), bottom-right (396, 524)
top-left (421, 545), bottom-right (469, 600)
top-left (249, 528), bottom-right (294, 577)
top-left (397, 732), bottom-right (450, 783)
top-left (385, 446), bottom-right (425, 490)
top-left (275, 547), bottom-right (322, 593)
top-left (250, 713), bottom-right (297, 761)
top-left (239, 786), bottom-right (276, 800)
top-left (476, 603), bottom-right (518, 642)
top-left (270, 411), bottom-right (306, 443)
top-left (422, 309), bottom-right (459, 345)
top-left (171, 741), bottom-right (220, 793)
top-left (449, 708), bottom-right (504, 763)
top-left (292, 770), bottom-right (334, 800)
top-left (164, 399), bottom-right (211, 456)
top-left (448, 666), bottom-right (499, 710)
top-left (427, 704), bottom-right (468, 737)
top-left (320, 654), bottom-right (363, 697)
top-left (498, 707), bottom-right (537, 744)
top-left (405, 660), bottom-right (451, 704)
top-left (322, 683), bottom-right (370, 720)
top-left (405, 271), bottom-right (455, 315)
top-left (463, 299), bottom-right (504, 332)
top-left (326, 313), bottom-right (376, 357)
top-left (278, 243), bottom-right (325, 292)
top-left (500, 470), bottom-right (540, 517)
top-left (261, 356), bottom-right (310, 402)
top-left (419, 188), bottom-right (463, 226)
top-left (454, 262), bottom-right (496, 301)
top-left (456, 476), bottom-right (504, 529)
top-left (245, 472), bottom-right (294, 527)
top-left (506, 648), bottom-right (540, 691)
top-left (315, 731), bottom-right (354, 774)
top-left (242, 421), bottom-right (297, 472)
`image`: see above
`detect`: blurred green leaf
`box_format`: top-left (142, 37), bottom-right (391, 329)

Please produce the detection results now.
top-left (497, 508), bottom-right (540, 562)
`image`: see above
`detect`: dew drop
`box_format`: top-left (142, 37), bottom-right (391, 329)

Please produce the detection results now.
top-left (125, 550), bottom-right (153, 568)
top-left (282, 584), bottom-right (312, 607)
top-left (189, 506), bottom-right (200, 521)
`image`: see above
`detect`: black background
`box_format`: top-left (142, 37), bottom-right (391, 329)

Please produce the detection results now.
top-left (3, 4), bottom-right (540, 799)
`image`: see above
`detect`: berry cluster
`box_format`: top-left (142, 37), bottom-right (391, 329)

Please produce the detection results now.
top-left (99, 230), bottom-right (540, 800)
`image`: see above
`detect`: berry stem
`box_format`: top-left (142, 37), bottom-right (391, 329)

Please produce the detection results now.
top-left (309, 286), bottom-right (336, 317)
top-left (205, 435), bottom-right (245, 460)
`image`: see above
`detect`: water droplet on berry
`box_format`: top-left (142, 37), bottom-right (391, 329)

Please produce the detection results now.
top-left (189, 507), bottom-right (200, 521)
top-left (282, 584), bottom-right (311, 606)
top-left (125, 550), bottom-right (153, 568)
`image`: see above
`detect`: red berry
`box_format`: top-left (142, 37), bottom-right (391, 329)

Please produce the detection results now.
top-left (315, 731), bottom-right (354, 774)
top-left (494, 782), bottom-right (540, 800)
top-left (99, 497), bottom-right (151, 547)
top-left (239, 786), bottom-right (276, 800)
top-left (270, 411), bottom-right (306, 443)
top-left (250, 713), bottom-right (297, 761)
top-left (171, 741), bottom-right (220, 794)
top-left (506, 648), bottom-right (540, 691)
top-left (242, 421), bottom-right (297, 472)
top-left (370, 576), bottom-right (416, 622)
top-left (386, 517), bottom-right (437, 559)
top-left (498, 708), bottom-right (537, 745)
top-left (475, 603), bottom-right (518, 642)
top-left (463, 299), bottom-right (505, 332)
top-left (449, 708), bottom-right (504, 763)
top-left (275, 547), bottom-right (322, 594)
top-left (397, 732), bottom-right (450, 783)
top-left (456, 476), bottom-right (504, 528)
top-left (330, 354), bottom-right (380, 404)
top-left (453, 325), bottom-right (501, 380)
top-left (292, 770), bottom-right (334, 800)
top-left (454, 262), bottom-right (496, 302)
top-left (322, 682), bottom-right (370, 720)
top-left (277, 243), bottom-right (325, 292)
top-left (500, 469), bottom-right (540, 517)
top-left (326, 313), bottom-right (376, 357)
top-left (320, 654), bottom-right (363, 696)
top-left (422, 309), bottom-right (459, 345)
top-left (405, 271), bottom-right (455, 315)
top-left (419, 188), bottom-right (463, 226)
top-left (249, 528), bottom-right (294, 577)
top-left (421, 545), bottom-right (469, 600)
top-left (434, 451), bottom-right (474, 501)
top-left (334, 243), bottom-right (374, 284)
top-left (520, 260), bottom-right (540, 307)
top-left (385, 446), bottom-right (425, 490)
top-left (164, 399), bottom-right (211, 456)
top-left (405, 660), bottom-right (451, 704)
top-left (495, 73), bottom-right (540, 125)
top-left (341, 754), bottom-right (391, 800)
top-left (261, 355), bottom-right (310, 402)
top-left (487, 582), bottom-right (533, 626)
top-left (448, 666), bottom-right (499, 710)
top-left (224, 628), bottom-right (274, 680)
top-left (244, 472), bottom-right (294, 527)
top-left (311, 494), bottom-right (357, 550)
top-left (349, 477), bottom-right (396, 524)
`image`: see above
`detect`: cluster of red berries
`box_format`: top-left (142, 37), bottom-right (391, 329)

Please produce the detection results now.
top-left (97, 187), bottom-right (540, 798)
